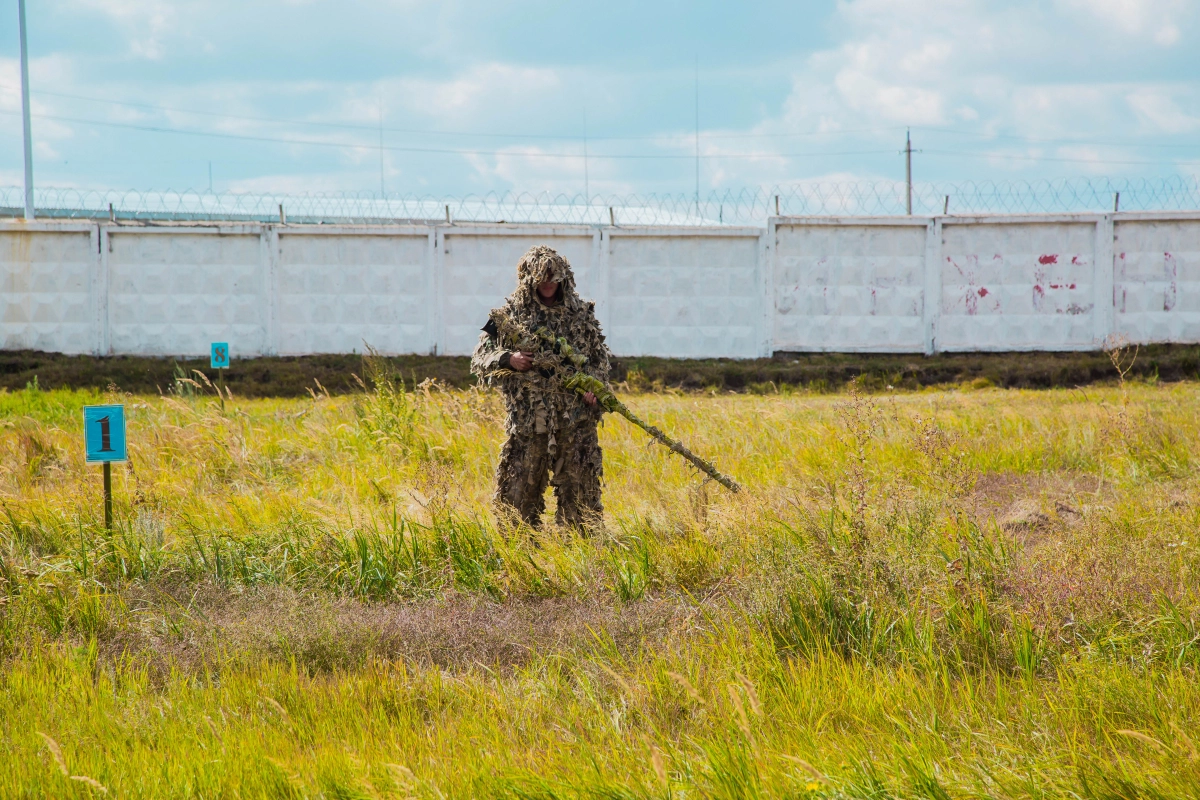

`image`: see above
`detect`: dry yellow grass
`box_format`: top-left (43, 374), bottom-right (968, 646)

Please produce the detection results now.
top-left (1, 369), bottom-right (1198, 797)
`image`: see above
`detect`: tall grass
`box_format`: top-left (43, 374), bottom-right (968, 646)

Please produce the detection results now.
top-left (1, 370), bottom-right (1199, 796)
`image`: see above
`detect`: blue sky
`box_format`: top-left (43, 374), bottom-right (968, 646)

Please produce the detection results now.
top-left (2, 0), bottom-right (1198, 198)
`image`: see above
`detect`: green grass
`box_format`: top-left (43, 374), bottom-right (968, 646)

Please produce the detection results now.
top-left (2, 362), bottom-right (1199, 797)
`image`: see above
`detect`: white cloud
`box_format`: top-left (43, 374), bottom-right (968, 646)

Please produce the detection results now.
top-left (463, 143), bottom-right (639, 197)
top-left (68, 0), bottom-right (184, 60)
top-left (0, 56), bottom-right (79, 141)
top-left (225, 170), bottom-right (373, 194)
top-left (1056, 0), bottom-right (1186, 44)
top-left (1126, 88), bottom-right (1200, 134)
top-left (386, 63), bottom-right (562, 125)
top-left (753, 0), bottom-right (1200, 180)
top-left (8, 0), bottom-right (1200, 193)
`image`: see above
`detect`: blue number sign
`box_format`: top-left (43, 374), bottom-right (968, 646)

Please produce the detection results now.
top-left (211, 342), bottom-right (230, 369)
top-left (83, 405), bottom-right (127, 463)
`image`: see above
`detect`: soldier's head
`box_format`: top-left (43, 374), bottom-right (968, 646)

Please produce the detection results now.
top-left (516, 245), bottom-right (573, 307)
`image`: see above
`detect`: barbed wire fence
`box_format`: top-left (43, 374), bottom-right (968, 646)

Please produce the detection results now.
top-left (3, 176), bottom-right (1198, 226)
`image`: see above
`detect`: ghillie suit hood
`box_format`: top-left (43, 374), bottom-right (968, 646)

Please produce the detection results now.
top-left (471, 245), bottom-right (612, 444)
top-left (510, 244), bottom-right (584, 312)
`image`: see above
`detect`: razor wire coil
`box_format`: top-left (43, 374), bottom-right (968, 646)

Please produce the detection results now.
top-left (3, 176), bottom-right (1197, 226)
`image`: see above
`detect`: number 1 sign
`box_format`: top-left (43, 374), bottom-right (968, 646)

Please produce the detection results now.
top-left (83, 405), bottom-right (127, 463)
top-left (83, 404), bottom-right (126, 531)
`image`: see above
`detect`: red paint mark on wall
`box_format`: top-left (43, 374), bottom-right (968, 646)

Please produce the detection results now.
top-left (1038, 254), bottom-right (1058, 264)
top-left (1071, 256), bottom-right (1080, 265)
top-left (978, 287), bottom-right (989, 297)
top-left (1047, 283), bottom-right (1077, 290)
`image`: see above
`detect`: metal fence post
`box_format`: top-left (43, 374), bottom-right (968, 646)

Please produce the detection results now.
top-left (262, 225), bottom-right (280, 355)
top-left (431, 226), bottom-right (445, 356)
top-left (759, 222), bottom-right (774, 357)
top-left (1094, 214), bottom-right (1115, 346)
top-left (923, 218), bottom-right (942, 355)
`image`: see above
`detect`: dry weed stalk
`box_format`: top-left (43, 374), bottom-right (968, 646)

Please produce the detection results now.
top-left (835, 379), bottom-right (885, 557)
top-left (911, 413), bottom-right (977, 499)
top-left (1104, 333), bottom-right (1139, 440)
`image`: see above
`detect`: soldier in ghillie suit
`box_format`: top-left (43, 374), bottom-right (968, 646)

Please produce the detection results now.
top-left (471, 245), bottom-right (612, 529)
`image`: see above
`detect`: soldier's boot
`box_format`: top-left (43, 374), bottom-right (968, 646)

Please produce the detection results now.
top-left (495, 432), bottom-right (551, 530)
top-left (551, 422), bottom-right (604, 531)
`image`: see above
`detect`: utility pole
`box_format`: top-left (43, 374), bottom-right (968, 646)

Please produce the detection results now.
top-left (19, 0), bottom-right (35, 220)
top-left (378, 96), bottom-right (385, 198)
top-left (694, 58), bottom-right (700, 217)
top-left (904, 128), bottom-right (913, 215)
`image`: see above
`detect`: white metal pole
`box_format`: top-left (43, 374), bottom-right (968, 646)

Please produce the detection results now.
top-left (694, 58), bottom-right (700, 218)
top-left (19, 0), bottom-right (35, 220)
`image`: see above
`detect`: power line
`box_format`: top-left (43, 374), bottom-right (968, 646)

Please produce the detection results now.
top-left (916, 125), bottom-right (1200, 150)
top-left (17, 90), bottom-right (1200, 153)
top-left (0, 108), bottom-right (899, 160)
top-left (9, 107), bottom-right (1195, 167)
top-left (28, 89), bottom-right (903, 142)
top-left (923, 148), bottom-right (1200, 166)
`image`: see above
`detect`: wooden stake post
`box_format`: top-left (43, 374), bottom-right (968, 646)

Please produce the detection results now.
top-left (83, 405), bottom-right (127, 532)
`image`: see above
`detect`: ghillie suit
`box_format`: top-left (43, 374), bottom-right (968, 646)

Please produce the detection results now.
top-left (471, 246), bottom-right (612, 529)
top-left (486, 314), bottom-right (740, 494)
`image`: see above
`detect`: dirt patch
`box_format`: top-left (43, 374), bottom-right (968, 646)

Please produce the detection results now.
top-left (105, 584), bottom-right (719, 676)
top-left (967, 473), bottom-right (1099, 524)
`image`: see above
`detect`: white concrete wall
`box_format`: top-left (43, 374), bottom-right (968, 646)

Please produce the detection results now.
top-left (107, 228), bottom-right (267, 356)
top-left (772, 219), bottom-right (927, 352)
top-left (1114, 215), bottom-right (1200, 343)
top-left (606, 228), bottom-right (762, 358)
top-left (277, 229), bottom-right (433, 355)
top-left (0, 225), bottom-right (96, 353)
top-left (3, 213), bottom-right (1200, 359)
top-left (939, 219), bottom-right (1099, 351)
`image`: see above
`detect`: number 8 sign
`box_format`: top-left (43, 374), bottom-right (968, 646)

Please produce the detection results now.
top-left (83, 405), bottom-right (128, 463)
top-left (211, 342), bottom-right (230, 369)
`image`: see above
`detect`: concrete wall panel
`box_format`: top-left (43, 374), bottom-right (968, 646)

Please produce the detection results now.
top-left (278, 233), bottom-right (430, 355)
top-left (608, 233), bottom-right (759, 357)
top-left (1114, 219), bottom-right (1200, 343)
top-left (0, 229), bottom-right (94, 353)
top-left (108, 231), bottom-right (265, 356)
top-left (939, 222), bottom-right (1096, 350)
top-left (774, 223), bottom-right (926, 352)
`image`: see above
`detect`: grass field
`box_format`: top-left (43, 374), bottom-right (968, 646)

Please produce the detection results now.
top-left (2, 359), bottom-right (1199, 798)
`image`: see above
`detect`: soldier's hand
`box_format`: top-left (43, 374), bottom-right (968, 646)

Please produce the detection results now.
top-left (509, 351), bottom-right (534, 372)
top-left (583, 391), bottom-right (597, 406)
